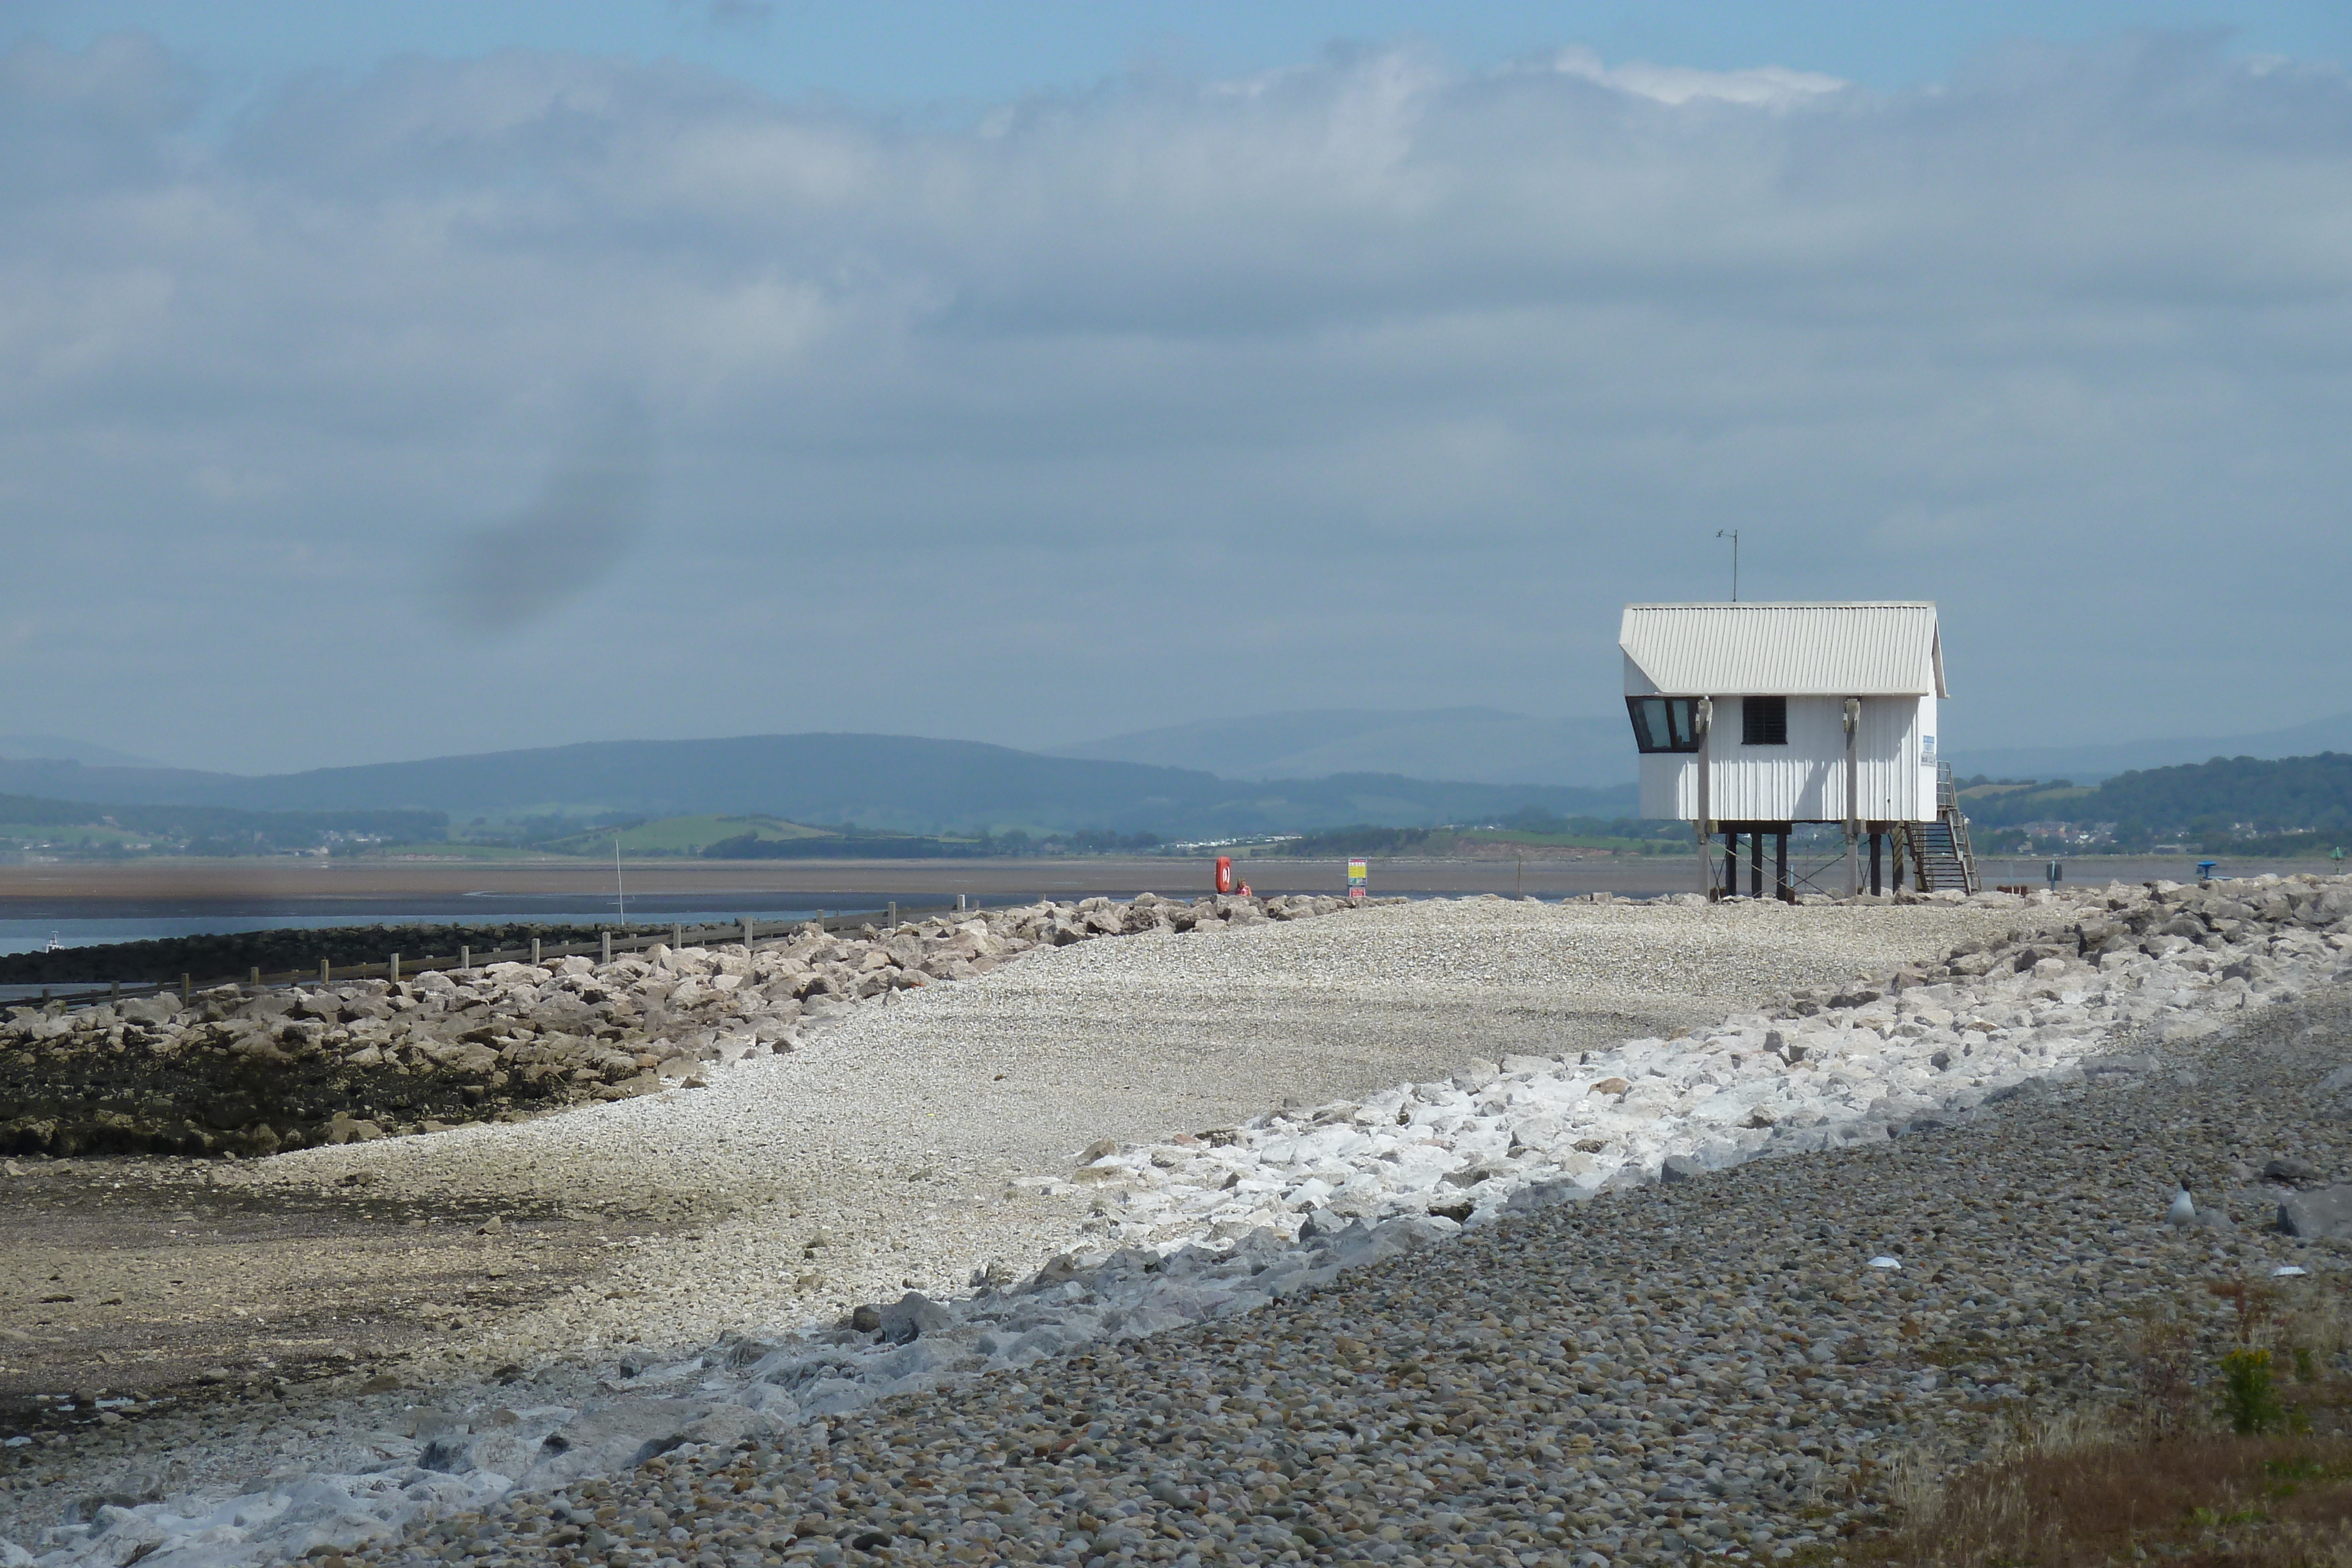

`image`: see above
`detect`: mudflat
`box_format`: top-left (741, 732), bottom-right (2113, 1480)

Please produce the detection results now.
top-left (0, 1155), bottom-right (639, 1441)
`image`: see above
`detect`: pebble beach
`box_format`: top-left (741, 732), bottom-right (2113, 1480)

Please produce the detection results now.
top-left (5, 877), bottom-right (2350, 1567)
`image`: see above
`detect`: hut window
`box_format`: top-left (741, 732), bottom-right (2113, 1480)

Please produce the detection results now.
top-left (1625, 696), bottom-right (1702, 753)
top-left (1741, 696), bottom-right (1788, 745)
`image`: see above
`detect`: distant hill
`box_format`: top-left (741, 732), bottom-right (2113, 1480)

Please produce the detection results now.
top-left (0, 733), bottom-right (1634, 840)
top-left (1050, 708), bottom-right (1636, 788)
top-left (1964, 751), bottom-right (2352, 854)
top-left (0, 735), bottom-right (168, 769)
top-left (1949, 710), bottom-right (2352, 784)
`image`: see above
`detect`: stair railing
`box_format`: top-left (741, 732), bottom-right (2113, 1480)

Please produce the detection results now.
top-left (1935, 761), bottom-right (1982, 894)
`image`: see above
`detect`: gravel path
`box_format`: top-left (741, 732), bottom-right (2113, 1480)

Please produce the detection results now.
top-left (226, 897), bottom-right (2047, 1370)
top-left (337, 982), bottom-right (2352, 1568)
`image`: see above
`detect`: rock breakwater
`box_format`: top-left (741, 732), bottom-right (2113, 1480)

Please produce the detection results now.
top-left (0, 923), bottom-right (672, 989)
top-left (1064, 875), bottom-right (2352, 1247)
top-left (0, 894), bottom-right (1367, 1158)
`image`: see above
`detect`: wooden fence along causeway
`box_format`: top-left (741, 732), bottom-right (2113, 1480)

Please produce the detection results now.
top-left (14, 900), bottom-right (963, 1012)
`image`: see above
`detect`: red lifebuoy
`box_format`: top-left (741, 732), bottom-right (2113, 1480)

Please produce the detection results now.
top-left (1215, 855), bottom-right (1234, 894)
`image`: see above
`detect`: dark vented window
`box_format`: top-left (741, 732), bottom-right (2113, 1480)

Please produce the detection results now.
top-left (1625, 696), bottom-right (1703, 754)
top-left (1742, 695), bottom-right (1788, 746)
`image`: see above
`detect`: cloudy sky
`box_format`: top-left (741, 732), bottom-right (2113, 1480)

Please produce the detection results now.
top-left (4, 2), bottom-right (2350, 774)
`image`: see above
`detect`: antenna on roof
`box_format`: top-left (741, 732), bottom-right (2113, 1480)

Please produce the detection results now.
top-left (1715, 529), bottom-right (1739, 601)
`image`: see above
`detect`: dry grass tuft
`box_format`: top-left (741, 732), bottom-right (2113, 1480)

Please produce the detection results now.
top-left (1862, 1432), bottom-right (2352, 1566)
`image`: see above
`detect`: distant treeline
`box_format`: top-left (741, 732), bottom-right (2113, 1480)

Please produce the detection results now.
top-left (1268, 811), bottom-right (1686, 858)
top-left (702, 827), bottom-right (1164, 860)
top-left (0, 921), bottom-right (678, 988)
top-left (1967, 752), bottom-right (2352, 853)
top-left (0, 793), bottom-right (446, 854)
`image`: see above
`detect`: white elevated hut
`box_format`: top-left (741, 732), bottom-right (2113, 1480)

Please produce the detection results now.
top-left (1619, 602), bottom-right (1975, 897)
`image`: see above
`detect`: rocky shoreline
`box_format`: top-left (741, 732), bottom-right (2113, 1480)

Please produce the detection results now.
top-left (0, 924), bottom-right (679, 990)
top-left (323, 989), bottom-right (2347, 1568)
top-left (7, 875), bottom-right (2352, 1567)
top-left (0, 894), bottom-right (1370, 1158)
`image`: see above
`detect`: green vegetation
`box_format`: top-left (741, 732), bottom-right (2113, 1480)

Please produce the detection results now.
top-left (1268, 811), bottom-right (1686, 858)
top-left (1264, 825), bottom-right (1444, 858)
top-left (1960, 753), bottom-right (2352, 856)
top-left (1458, 828), bottom-right (1668, 852)
top-left (1859, 1278), bottom-right (2352, 1568)
top-left (539, 814), bottom-right (830, 856)
top-left (1955, 778), bottom-right (2053, 798)
top-left (0, 793), bottom-right (446, 860)
top-left (330, 840), bottom-right (561, 861)
top-left (2221, 1348), bottom-right (2289, 1436)
top-left (315, 811), bottom-right (1168, 861)
top-left (700, 825), bottom-right (1162, 860)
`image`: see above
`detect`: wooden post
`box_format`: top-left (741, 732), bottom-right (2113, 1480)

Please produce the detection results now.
top-left (741, 918), bottom-right (754, 950)
top-left (957, 893), bottom-right (967, 912)
top-left (600, 931), bottom-right (612, 965)
top-left (1749, 831), bottom-right (1763, 900)
top-left (1843, 697), bottom-right (1862, 897)
top-left (1693, 697), bottom-right (1715, 897)
top-left (460, 945), bottom-right (470, 971)
top-left (1776, 831), bottom-right (1790, 902)
top-left (180, 974), bottom-right (191, 1003)
top-left (1870, 833), bottom-right (1883, 897)
top-left (673, 923), bottom-right (683, 949)
top-left (110, 979), bottom-right (120, 1001)
top-left (530, 938), bottom-right (542, 967)
top-left (887, 901), bottom-right (897, 929)
top-left (319, 958), bottom-right (330, 985)
top-left (1892, 827), bottom-right (1909, 891)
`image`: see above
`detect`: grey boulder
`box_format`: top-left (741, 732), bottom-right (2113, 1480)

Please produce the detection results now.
top-left (520, 1398), bottom-right (696, 1488)
top-left (2278, 1184), bottom-right (2352, 1240)
top-left (876, 1291), bottom-right (954, 1345)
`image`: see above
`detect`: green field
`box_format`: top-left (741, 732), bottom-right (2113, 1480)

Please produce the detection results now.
top-left (338, 841), bottom-right (558, 861)
top-left (538, 814), bottom-right (835, 856)
top-left (1456, 828), bottom-right (1663, 852)
top-left (0, 822), bottom-right (154, 848)
top-left (1960, 783), bottom-right (2095, 805)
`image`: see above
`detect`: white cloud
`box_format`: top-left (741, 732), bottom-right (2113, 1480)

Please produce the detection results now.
top-left (1544, 45), bottom-right (1847, 107)
top-left (0, 31), bottom-right (2349, 770)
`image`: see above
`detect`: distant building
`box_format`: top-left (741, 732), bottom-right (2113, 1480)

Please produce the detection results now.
top-left (1618, 602), bottom-right (1976, 896)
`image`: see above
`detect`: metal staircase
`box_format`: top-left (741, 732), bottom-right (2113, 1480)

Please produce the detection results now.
top-left (1907, 762), bottom-right (1980, 894)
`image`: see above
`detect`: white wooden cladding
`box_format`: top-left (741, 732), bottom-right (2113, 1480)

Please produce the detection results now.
top-left (1620, 603), bottom-right (1946, 698)
top-left (1638, 694), bottom-right (1938, 823)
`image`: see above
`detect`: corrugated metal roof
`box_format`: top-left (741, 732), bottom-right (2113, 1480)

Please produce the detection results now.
top-left (1620, 602), bottom-right (1947, 697)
